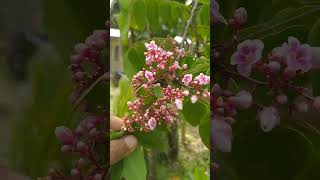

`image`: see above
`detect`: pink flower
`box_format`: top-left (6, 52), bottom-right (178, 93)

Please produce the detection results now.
top-left (258, 106), bottom-right (280, 132)
top-left (144, 40), bottom-right (158, 50)
top-left (182, 74), bottom-right (193, 86)
top-left (165, 115), bottom-right (174, 123)
top-left (178, 48), bottom-right (185, 57)
top-left (194, 73), bottom-right (210, 85)
top-left (144, 70), bottom-right (154, 82)
top-left (228, 91), bottom-right (252, 109)
top-left (230, 7), bottom-right (247, 28)
top-left (213, 116), bottom-right (232, 152)
top-left (191, 95), bottom-right (198, 103)
top-left (148, 117), bottom-right (157, 130)
top-left (174, 99), bottom-right (183, 110)
top-left (170, 61), bottom-right (180, 71)
top-left (272, 37), bottom-right (312, 72)
top-left (230, 39), bottom-right (264, 76)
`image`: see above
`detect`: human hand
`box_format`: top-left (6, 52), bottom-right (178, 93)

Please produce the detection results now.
top-left (110, 115), bottom-right (138, 165)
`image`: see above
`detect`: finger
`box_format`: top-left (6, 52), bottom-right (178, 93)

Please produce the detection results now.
top-left (110, 115), bottom-right (123, 131)
top-left (110, 135), bottom-right (138, 165)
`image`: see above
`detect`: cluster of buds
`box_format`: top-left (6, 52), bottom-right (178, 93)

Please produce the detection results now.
top-left (211, 84), bottom-right (252, 152)
top-left (68, 28), bottom-right (108, 99)
top-left (122, 40), bottom-right (210, 132)
top-left (212, 0), bottom-right (320, 154)
top-left (42, 114), bottom-right (108, 180)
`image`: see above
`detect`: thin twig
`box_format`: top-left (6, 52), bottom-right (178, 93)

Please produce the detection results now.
top-left (223, 69), bottom-right (269, 85)
top-left (180, 0), bottom-right (199, 48)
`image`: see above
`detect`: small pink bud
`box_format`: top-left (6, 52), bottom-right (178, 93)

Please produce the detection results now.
top-left (258, 106), bottom-right (280, 132)
top-left (276, 94), bottom-right (288, 104)
top-left (70, 168), bottom-right (80, 176)
top-left (55, 126), bottom-right (74, 145)
top-left (313, 96), bottom-right (320, 110)
top-left (295, 101), bottom-right (308, 112)
top-left (212, 84), bottom-right (221, 95)
top-left (76, 141), bottom-right (88, 152)
top-left (183, 64), bottom-right (188, 69)
top-left (182, 90), bottom-right (189, 96)
top-left (267, 61), bottom-right (281, 73)
top-left (233, 7), bottom-right (247, 25)
top-left (61, 145), bottom-right (73, 153)
top-left (77, 158), bottom-right (86, 168)
top-left (283, 67), bottom-right (296, 79)
top-left (174, 99), bottom-right (183, 110)
top-left (93, 174), bottom-right (102, 180)
top-left (228, 91), bottom-right (252, 109)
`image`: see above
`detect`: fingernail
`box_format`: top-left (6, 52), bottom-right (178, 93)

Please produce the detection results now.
top-left (123, 135), bottom-right (137, 149)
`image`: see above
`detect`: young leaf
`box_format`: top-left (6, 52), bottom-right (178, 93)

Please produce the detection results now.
top-left (181, 101), bottom-right (209, 127)
top-left (110, 161), bottom-right (123, 180)
top-left (153, 85), bottom-right (163, 98)
top-left (121, 147), bottom-right (147, 180)
top-left (199, 113), bottom-right (210, 149)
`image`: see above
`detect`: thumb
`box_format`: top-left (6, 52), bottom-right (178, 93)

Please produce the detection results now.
top-left (110, 135), bottom-right (138, 165)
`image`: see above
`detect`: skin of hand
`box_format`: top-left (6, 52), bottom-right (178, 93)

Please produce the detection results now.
top-left (110, 115), bottom-right (138, 165)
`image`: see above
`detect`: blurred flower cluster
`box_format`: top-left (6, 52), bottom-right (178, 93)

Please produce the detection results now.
top-left (122, 40), bottom-right (210, 132)
top-left (41, 22), bottom-right (109, 180)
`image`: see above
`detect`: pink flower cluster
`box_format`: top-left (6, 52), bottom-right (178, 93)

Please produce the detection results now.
top-left (123, 40), bottom-right (210, 132)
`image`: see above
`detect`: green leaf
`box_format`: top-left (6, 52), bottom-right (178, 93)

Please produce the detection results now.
top-left (199, 113), bottom-right (210, 149)
top-left (133, 128), bottom-right (166, 151)
top-left (181, 100), bottom-right (209, 126)
top-left (308, 18), bottom-right (320, 96)
top-left (198, 4), bottom-right (210, 26)
top-left (124, 45), bottom-right (146, 78)
top-left (121, 147), bottom-right (147, 180)
top-left (193, 167), bottom-right (209, 180)
top-left (153, 85), bottom-right (163, 98)
top-left (110, 161), bottom-right (123, 180)
top-left (119, 0), bottom-right (133, 9)
top-left (112, 76), bottom-right (134, 117)
top-left (130, 0), bottom-right (147, 31)
top-left (308, 18), bottom-right (320, 46)
top-left (43, 0), bottom-right (107, 59)
top-left (145, 0), bottom-right (160, 32)
top-left (159, 0), bottom-right (171, 26)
